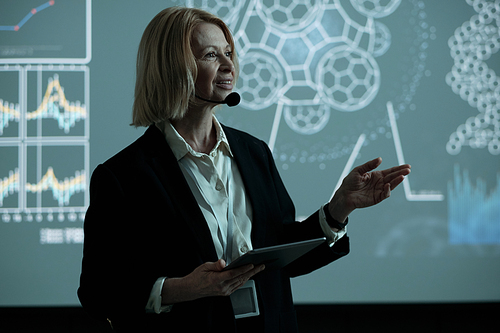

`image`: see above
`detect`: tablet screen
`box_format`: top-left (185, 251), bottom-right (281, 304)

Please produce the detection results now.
top-left (223, 237), bottom-right (326, 271)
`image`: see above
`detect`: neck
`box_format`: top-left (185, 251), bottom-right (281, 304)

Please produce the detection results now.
top-left (171, 108), bottom-right (216, 154)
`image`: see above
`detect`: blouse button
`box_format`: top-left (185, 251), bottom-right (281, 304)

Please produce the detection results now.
top-left (215, 182), bottom-right (223, 191)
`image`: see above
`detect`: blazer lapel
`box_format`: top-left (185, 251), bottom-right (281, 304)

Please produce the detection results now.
top-left (141, 126), bottom-right (219, 263)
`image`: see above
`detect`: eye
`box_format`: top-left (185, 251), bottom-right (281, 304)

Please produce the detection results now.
top-left (225, 51), bottom-right (233, 57)
top-left (205, 52), bottom-right (216, 58)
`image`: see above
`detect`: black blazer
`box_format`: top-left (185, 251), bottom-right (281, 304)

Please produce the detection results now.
top-left (78, 125), bottom-right (349, 332)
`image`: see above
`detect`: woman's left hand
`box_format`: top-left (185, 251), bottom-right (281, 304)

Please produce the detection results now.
top-left (327, 157), bottom-right (411, 222)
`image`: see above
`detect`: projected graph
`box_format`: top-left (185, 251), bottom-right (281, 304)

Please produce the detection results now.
top-left (0, 0), bottom-right (91, 64)
top-left (0, 69), bottom-right (21, 137)
top-left (0, 169), bottom-right (19, 207)
top-left (0, 0), bottom-right (90, 247)
top-left (0, 1), bottom-right (55, 32)
top-left (448, 165), bottom-right (500, 244)
top-left (27, 73), bottom-right (87, 134)
top-left (26, 69), bottom-right (88, 137)
top-left (0, 100), bottom-right (20, 135)
top-left (0, 65), bottom-right (89, 225)
top-left (26, 167), bottom-right (86, 207)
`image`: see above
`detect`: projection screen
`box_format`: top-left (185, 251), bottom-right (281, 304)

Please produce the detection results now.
top-left (0, 0), bottom-right (499, 306)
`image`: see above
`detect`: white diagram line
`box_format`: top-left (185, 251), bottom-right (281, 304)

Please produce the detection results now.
top-left (331, 133), bottom-right (366, 199)
top-left (268, 101), bottom-right (284, 153)
top-left (330, 102), bottom-right (444, 202)
top-left (387, 101), bottom-right (444, 201)
top-left (267, 99), bottom-right (444, 201)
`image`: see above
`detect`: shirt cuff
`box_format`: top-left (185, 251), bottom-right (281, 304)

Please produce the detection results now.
top-left (319, 203), bottom-right (347, 247)
top-left (145, 277), bottom-right (173, 314)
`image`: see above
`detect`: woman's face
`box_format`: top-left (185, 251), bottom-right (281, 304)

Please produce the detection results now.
top-left (191, 22), bottom-right (235, 103)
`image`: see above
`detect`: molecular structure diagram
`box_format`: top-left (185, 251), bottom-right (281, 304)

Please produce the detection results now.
top-left (186, 0), bottom-right (401, 136)
top-left (446, 0), bottom-right (500, 155)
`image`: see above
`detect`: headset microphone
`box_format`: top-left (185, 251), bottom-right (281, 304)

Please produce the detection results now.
top-left (195, 92), bottom-right (241, 107)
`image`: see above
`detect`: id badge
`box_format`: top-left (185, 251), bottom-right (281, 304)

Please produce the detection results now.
top-left (230, 280), bottom-right (260, 319)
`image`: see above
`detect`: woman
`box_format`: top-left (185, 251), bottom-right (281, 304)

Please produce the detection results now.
top-left (78, 7), bottom-right (410, 332)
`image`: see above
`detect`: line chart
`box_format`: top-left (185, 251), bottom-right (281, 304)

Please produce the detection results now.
top-left (0, 99), bottom-right (20, 135)
top-left (0, 169), bottom-right (19, 207)
top-left (0, 1), bottom-right (55, 32)
top-left (26, 167), bottom-right (86, 207)
top-left (0, 0), bottom-right (91, 64)
top-left (0, 1), bottom-right (90, 248)
top-left (1, 65), bottom-right (89, 224)
top-left (27, 74), bottom-right (87, 133)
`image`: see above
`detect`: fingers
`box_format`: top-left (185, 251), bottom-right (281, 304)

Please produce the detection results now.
top-left (224, 263), bottom-right (256, 278)
top-left (383, 165), bottom-right (411, 187)
top-left (225, 264), bottom-right (265, 294)
top-left (353, 158), bottom-right (411, 185)
top-left (204, 264), bottom-right (261, 297)
top-left (242, 264), bottom-right (265, 280)
top-left (201, 259), bottom-right (226, 274)
top-left (382, 163), bottom-right (411, 177)
top-left (215, 259), bottom-right (226, 271)
top-left (388, 174), bottom-right (406, 190)
top-left (355, 157), bottom-right (382, 174)
top-left (357, 157), bottom-right (411, 176)
top-left (224, 263), bottom-right (265, 281)
top-left (380, 166), bottom-right (410, 200)
top-left (189, 261), bottom-right (265, 299)
top-left (381, 183), bottom-right (391, 200)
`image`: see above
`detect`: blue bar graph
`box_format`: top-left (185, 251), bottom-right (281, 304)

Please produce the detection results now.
top-left (448, 165), bottom-right (500, 244)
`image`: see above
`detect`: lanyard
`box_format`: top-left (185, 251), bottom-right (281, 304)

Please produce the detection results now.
top-left (180, 156), bottom-right (235, 263)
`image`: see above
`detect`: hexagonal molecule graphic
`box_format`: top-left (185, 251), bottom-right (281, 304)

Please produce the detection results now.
top-left (317, 45), bottom-right (379, 112)
top-left (187, 0), bottom-right (398, 137)
top-left (349, 0), bottom-right (401, 18)
top-left (238, 51), bottom-right (284, 110)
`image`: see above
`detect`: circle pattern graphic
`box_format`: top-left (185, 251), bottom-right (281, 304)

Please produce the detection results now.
top-left (317, 46), bottom-right (380, 112)
top-left (446, 0), bottom-right (500, 155)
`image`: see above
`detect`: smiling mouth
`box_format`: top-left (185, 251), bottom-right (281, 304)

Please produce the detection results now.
top-left (216, 80), bottom-right (233, 91)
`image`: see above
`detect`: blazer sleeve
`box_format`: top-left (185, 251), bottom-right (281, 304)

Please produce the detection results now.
top-left (78, 145), bottom-right (239, 331)
top-left (234, 131), bottom-right (350, 278)
top-left (271, 160), bottom-right (350, 276)
top-left (78, 164), bottom-right (158, 322)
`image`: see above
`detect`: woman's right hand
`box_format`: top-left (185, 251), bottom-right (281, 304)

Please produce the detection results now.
top-left (161, 259), bottom-right (265, 305)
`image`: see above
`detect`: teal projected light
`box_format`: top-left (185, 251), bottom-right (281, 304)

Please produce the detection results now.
top-left (0, 0), bottom-right (498, 306)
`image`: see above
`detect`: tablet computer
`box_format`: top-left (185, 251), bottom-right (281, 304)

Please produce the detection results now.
top-left (223, 237), bottom-right (326, 271)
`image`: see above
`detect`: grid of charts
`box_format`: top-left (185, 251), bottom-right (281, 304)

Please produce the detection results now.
top-left (0, 0), bottom-right (91, 235)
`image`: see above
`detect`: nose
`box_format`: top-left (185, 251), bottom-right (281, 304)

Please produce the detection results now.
top-left (219, 57), bottom-right (234, 73)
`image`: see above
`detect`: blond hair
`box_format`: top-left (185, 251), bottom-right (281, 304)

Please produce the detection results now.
top-left (131, 7), bottom-right (239, 127)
